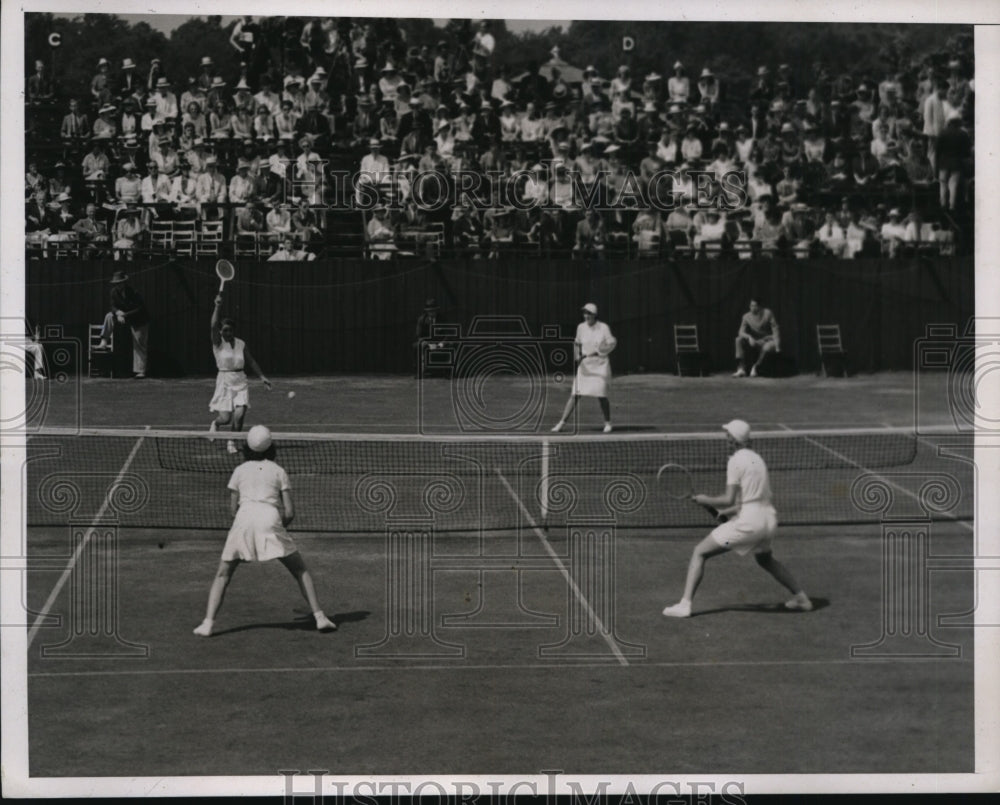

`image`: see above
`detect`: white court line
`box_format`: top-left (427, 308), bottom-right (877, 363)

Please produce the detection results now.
top-left (779, 423), bottom-right (974, 533)
top-left (26, 654), bottom-right (973, 679)
top-left (493, 468), bottom-right (630, 667)
top-left (26, 428), bottom-right (149, 649)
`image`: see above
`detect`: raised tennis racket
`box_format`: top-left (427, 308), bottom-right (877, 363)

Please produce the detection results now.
top-left (596, 334), bottom-right (617, 356)
top-left (215, 258), bottom-right (236, 292)
top-left (656, 463), bottom-right (727, 522)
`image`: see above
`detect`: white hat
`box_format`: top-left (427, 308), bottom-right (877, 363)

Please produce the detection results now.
top-left (246, 425), bottom-right (272, 452)
top-left (581, 302), bottom-right (598, 315)
top-left (722, 419), bottom-right (751, 444)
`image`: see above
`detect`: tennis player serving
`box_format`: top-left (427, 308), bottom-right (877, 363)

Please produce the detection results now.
top-left (210, 291), bottom-right (272, 453)
top-left (661, 419), bottom-right (813, 618)
top-left (194, 425), bottom-right (337, 636)
top-left (551, 302), bottom-right (617, 433)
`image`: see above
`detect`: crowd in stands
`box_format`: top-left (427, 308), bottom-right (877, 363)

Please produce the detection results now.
top-left (25, 17), bottom-right (974, 260)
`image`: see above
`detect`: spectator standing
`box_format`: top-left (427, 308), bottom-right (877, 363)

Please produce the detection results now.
top-left (935, 113), bottom-right (972, 211)
top-left (922, 79), bottom-right (948, 172)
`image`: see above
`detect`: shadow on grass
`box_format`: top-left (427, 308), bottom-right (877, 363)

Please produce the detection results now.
top-left (692, 597), bottom-right (830, 618)
top-left (211, 610), bottom-right (372, 636)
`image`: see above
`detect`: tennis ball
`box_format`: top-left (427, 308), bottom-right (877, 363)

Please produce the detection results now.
top-left (287, 391), bottom-right (296, 399)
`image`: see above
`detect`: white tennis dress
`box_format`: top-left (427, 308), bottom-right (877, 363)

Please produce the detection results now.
top-left (572, 320), bottom-right (617, 397)
top-left (210, 337), bottom-right (250, 413)
top-left (221, 459), bottom-right (298, 561)
top-left (709, 447), bottom-right (777, 556)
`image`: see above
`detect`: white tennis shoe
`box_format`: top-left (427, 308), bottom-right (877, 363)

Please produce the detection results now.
top-left (603, 423), bottom-right (613, 433)
top-left (784, 593), bottom-right (814, 612)
top-left (732, 367), bottom-right (746, 377)
top-left (550, 421), bottom-right (564, 433)
top-left (315, 614), bottom-right (338, 632)
top-left (226, 440), bottom-right (237, 454)
top-left (662, 601), bottom-right (692, 618)
top-left (193, 620), bottom-right (213, 637)
top-left (750, 366), bottom-right (758, 377)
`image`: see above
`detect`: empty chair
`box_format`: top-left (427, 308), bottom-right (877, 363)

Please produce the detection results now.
top-left (674, 324), bottom-right (707, 377)
top-left (816, 324), bottom-right (848, 377)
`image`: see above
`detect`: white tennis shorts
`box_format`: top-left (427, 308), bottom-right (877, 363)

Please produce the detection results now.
top-left (709, 502), bottom-right (777, 556)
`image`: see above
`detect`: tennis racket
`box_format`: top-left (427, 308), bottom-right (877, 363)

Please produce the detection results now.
top-left (215, 258), bottom-right (236, 293)
top-left (656, 463), bottom-right (727, 522)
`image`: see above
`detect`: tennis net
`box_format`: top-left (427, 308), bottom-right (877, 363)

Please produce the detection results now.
top-left (24, 426), bottom-right (972, 532)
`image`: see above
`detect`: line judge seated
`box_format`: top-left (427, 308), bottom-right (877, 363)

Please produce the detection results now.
top-left (733, 298), bottom-right (781, 378)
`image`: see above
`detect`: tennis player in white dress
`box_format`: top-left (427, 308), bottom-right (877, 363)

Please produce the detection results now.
top-left (662, 419), bottom-right (813, 618)
top-left (194, 425), bottom-right (337, 636)
top-left (551, 302), bottom-right (617, 433)
top-left (210, 292), bottom-right (272, 453)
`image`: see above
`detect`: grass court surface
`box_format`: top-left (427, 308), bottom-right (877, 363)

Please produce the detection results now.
top-left (22, 371), bottom-right (975, 776)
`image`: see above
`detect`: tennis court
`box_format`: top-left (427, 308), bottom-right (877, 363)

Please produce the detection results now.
top-left (20, 370), bottom-right (975, 776)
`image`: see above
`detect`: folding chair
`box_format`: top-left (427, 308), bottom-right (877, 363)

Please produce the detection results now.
top-left (674, 324), bottom-right (707, 377)
top-left (88, 323), bottom-right (114, 378)
top-left (197, 220), bottom-right (224, 257)
top-left (234, 233), bottom-right (259, 259)
top-left (816, 324), bottom-right (848, 377)
top-left (172, 219), bottom-right (197, 257)
top-left (150, 219), bottom-right (174, 254)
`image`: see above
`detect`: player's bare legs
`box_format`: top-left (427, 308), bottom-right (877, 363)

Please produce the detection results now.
top-left (755, 551), bottom-right (813, 610)
top-left (279, 552), bottom-right (337, 631)
top-left (552, 394), bottom-right (579, 432)
top-left (194, 559), bottom-right (240, 636)
top-left (662, 535), bottom-right (729, 617)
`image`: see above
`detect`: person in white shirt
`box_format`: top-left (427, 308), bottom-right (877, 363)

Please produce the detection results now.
top-left (551, 303), bottom-right (617, 434)
top-left (196, 157), bottom-right (228, 218)
top-left (816, 210), bottom-right (847, 258)
top-left (192, 423), bottom-right (336, 637)
top-left (153, 77), bottom-right (179, 120)
top-left (879, 208), bottom-right (909, 257)
top-left (229, 161), bottom-right (255, 205)
top-left (662, 419), bottom-right (813, 618)
top-left (141, 162), bottom-right (173, 205)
